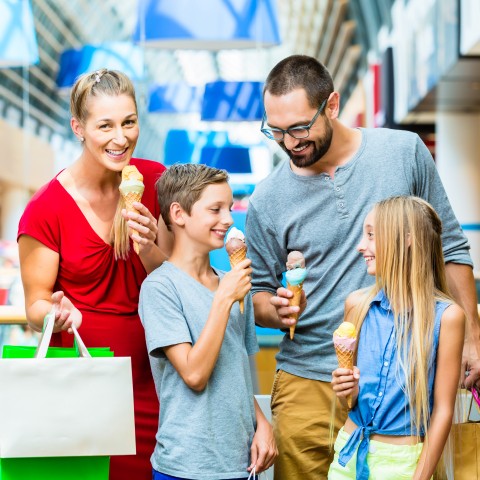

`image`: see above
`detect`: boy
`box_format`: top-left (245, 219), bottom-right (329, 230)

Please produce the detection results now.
top-left (139, 164), bottom-right (277, 480)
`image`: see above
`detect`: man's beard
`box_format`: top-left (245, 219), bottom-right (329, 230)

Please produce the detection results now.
top-left (283, 121), bottom-right (333, 169)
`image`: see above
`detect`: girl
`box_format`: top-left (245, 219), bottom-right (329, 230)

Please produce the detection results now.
top-left (329, 196), bottom-right (464, 480)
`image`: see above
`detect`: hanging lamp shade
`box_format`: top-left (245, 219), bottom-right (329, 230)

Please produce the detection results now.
top-left (0, 0), bottom-right (39, 67)
top-left (148, 84), bottom-right (203, 114)
top-left (200, 145), bottom-right (252, 173)
top-left (163, 129), bottom-right (229, 166)
top-left (56, 42), bottom-right (144, 89)
top-left (133, 0), bottom-right (280, 50)
top-left (201, 81), bottom-right (264, 121)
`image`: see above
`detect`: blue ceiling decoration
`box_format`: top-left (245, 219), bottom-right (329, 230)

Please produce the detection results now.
top-left (133, 0), bottom-right (281, 50)
top-left (56, 42), bottom-right (144, 89)
top-left (201, 81), bottom-right (264, 121)
top-left (148, 84), bottom-right (203, 114)
top-left (0, 0), bottom-right (39, 67)
top-left (199, 145), bottom-right (252, 173)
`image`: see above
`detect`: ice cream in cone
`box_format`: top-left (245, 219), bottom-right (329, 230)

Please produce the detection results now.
top-left (333, 321), bottom-right (357, 409)
top-left (225, 227), bottom-right (248, 313)
top-left (119, 165), bottom-right (145, 254)
top-left (285, 251), bottom-right (307, 340)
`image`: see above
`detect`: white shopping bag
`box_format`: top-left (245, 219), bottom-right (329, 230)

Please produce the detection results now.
top-left (0, 309), bottom-right (136, 458)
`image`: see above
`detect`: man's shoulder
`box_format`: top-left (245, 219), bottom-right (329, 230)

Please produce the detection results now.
top-left (250, 160), bottom-right (288, 203)
top-left (362, 127), bottom-right (418, 146)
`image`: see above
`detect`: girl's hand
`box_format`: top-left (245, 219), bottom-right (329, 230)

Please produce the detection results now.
top-left (122, 202), bottom-right (158, 254)
top-left (248, 418), bottom-right (278, 473)
top-left (332, 366), bottom-right (360, 404)
top-left (51, 291), bottom-right (82, 333)
top-left (216, 259), bottom-right (252, 305)
top-left (269, 286), bottom-right (307, 329)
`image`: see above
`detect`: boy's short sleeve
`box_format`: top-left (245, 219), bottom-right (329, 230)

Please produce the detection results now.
top-left (139, 275), bottom-right (192, 358)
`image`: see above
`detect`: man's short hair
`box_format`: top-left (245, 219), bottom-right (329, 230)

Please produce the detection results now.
top-left (264, 55), bottom-right (334, 108)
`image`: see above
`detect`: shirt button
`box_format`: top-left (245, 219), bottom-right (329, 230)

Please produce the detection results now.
top-left (369, 444), bottom-right (377, 454)
top-left (324, 177), bottom-right (329, 181)
top-left (384, 362), bottom-right (389, 367)
top-left (378, 391), bottom-right (383, 397)
top-left (335, 187), bottom-right (340, 191)
top-left (339, 202), bottom-right (345, 208)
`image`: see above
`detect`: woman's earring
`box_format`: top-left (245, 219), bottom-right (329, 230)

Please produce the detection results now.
top-left (79, 137), bottom-right (84, 142)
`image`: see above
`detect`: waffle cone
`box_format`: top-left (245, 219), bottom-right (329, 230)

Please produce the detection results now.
top-left (335, 344), bottom-right (355, 409)
top-left (228, 245), bottom-right (247, 313)
top-left (123, 191), bottom-right (143, 254)
top-left (287, 282), bottom-right (303, 339)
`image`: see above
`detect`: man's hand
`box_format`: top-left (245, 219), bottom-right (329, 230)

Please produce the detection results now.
top-left (269, 286), bottom-right (307, 330)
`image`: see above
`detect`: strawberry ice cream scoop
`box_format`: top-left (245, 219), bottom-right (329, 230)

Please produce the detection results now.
top-left (286, 251), bottom-right (305, 270)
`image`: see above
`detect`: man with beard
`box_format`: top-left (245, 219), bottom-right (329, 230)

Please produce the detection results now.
top-left (245, 55), bottom-right (479, 479)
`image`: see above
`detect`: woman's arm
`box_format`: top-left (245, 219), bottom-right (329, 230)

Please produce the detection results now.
top-left (18, 235), bottom-right (81, 333)
top-left (163, 259), bottom-right (252, 392)
top-left (248, 398), bottom-right (277, 473)
top-left (413, 303), bottom-right (465, 480)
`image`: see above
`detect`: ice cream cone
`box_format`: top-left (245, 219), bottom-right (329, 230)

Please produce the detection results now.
top-left (228, 245), bottom-right (247, 313)
top-left (333, 321), bottom-right (357, 410)
top-left (287, 282), bottom-right (303, 339)
top-left (334, 344), bottom-right (354, 408)
top-left (124, 191), bottom-right (143, 253)
top-left (119, 165), bottom-right (145, 255)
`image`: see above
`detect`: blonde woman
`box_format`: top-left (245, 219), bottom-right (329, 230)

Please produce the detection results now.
top-left (329, 196), bottom-right (464, 480)
top-left (18, 69), bottom-right (172, 479)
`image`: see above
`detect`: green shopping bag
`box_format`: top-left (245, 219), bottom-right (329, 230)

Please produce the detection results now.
top-left (0, 456), bottom-right (109, 480)
top-left (0, 310), bottom-right (136, 480)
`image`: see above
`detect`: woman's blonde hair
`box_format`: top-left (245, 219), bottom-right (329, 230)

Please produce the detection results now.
top-left (351, 196), bottom-right (452, 441)
top-left (70, 69), bottom-right (138, 260)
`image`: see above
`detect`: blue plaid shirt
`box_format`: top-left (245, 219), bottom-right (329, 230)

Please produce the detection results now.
top-left (338, 290), bottom-right (449, 480)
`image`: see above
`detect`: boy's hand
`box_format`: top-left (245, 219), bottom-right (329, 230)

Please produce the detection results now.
top-left (216, 258), bottom-right (252, 305)
top-left (332, 366), bottom-right (360, 404)
top-left (248, 418), bottom-right (277, 473)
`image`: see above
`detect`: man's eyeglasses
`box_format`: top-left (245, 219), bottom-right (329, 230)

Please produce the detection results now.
top-left (261, 98), bottom-right (327, 141)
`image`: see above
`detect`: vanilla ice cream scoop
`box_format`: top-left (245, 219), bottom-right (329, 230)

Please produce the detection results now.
top-left (119, 165), bottom-right (144, 196)
top-left (334, 321), bottom-right (357, 338)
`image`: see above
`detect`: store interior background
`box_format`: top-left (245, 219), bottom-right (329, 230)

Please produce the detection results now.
top-left (0, 0), bottom-right (479, 394)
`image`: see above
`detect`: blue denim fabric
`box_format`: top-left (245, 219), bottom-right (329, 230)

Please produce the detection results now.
top-left (152, 469), bottom-right (256, 480)
top-left (338, 290), bottom-right (448, 480)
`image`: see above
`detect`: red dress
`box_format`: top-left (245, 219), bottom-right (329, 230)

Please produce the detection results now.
top-left (18, 158), bottom-right (166, 480)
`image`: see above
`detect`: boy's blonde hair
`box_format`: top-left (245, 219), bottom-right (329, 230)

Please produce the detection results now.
top-left (156, 164), bottom-right (229, 230)
top-left (70, 69), bottom-right (138, 260)
top-left (350, 196), bottom-right (451, 441)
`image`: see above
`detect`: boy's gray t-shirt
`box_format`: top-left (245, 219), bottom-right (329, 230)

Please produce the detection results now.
top-left (139, 261), bottom-right (259, 480)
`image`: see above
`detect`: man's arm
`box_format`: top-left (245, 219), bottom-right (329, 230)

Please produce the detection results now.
top-left (445, 263), bottom-right (480, 369)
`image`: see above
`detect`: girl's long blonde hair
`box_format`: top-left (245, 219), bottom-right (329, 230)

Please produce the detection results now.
top-left (351, 196), bottom-right (452, 440)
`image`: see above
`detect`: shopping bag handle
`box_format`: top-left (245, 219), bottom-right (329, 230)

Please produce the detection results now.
top-left (35, 307), bottom-right (91, 359)
top-left (247, 465), bottom-right (267, 480)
